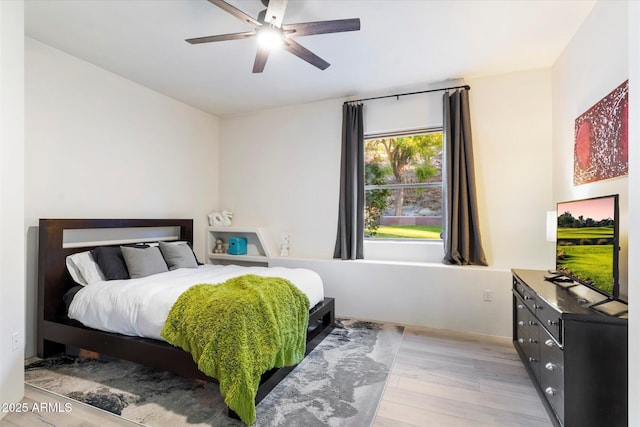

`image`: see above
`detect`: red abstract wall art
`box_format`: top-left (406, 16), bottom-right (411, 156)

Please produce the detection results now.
top-left (574, 80), bottom-right (628, 185)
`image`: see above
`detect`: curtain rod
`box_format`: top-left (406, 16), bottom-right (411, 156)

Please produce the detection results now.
top-left (344, 84), bottom-right (470, 105)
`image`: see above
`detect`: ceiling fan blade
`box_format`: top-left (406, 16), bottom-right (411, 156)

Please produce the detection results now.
top-left (264, 0), bottom-right (288, 27)
top-left (186, 31), bottom-right (256, 44)
top-left (252, 45), bottom-right (271, 73)
top-left (283, 18), bottom-right (360, 37)
top-left (283, 39), bottom-right (330, 70)
top-left (208, 0), bottom-right (260, 27)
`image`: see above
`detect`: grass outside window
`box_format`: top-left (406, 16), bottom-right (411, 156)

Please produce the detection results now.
top-left (371, 225), bottom-right (442, 240)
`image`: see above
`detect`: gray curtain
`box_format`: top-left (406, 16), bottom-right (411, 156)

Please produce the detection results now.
top-left (334, 103), bottom-right (364, 260)
top-left (442, 89), bottom-right (488, 266)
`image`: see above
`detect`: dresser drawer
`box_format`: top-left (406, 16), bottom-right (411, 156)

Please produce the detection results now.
top-left (542, 378), bottom-right (564, 423)
top-left (540, 326), bottom-right (563, 378)
top-left (514, 294), bottom-right (541, 381)
top-left (515, 297), bottom-right (529, 329)
top-left (540, 328), bottom-right (564, 421)
top-left (530, 297), bottom-right (562, 344)
top-left (513, 277), bottom-right (537, 311)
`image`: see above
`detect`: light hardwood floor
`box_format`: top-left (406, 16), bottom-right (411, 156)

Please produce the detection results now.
top-left (1, 326), bottom-right (551, 427)
top-left (373, 326), bottom-right (552, 427)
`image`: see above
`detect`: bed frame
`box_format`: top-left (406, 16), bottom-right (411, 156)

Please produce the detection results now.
top-left (37, 218), bottom-right (335, 416)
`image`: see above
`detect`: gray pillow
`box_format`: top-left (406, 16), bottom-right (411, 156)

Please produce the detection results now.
top-left (159, 241), bottom-right (199, 270)
top-left (121, 246), bottom-right (169, 279)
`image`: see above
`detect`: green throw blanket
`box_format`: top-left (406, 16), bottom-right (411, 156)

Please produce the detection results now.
top-left (160, 274), bottom-right (310, 425)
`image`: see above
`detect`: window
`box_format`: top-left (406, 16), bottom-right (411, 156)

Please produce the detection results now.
top-left (364, 128), bottom-right (443, 240)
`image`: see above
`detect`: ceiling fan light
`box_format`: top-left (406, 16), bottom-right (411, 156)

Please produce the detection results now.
top-left (257, 26), bottom-right (283, 50)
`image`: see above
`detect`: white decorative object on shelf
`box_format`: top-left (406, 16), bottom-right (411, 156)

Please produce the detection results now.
top-left (208, 210), bottom-right (233, 227)
top-left (280, 232), bottom-right (289, 257)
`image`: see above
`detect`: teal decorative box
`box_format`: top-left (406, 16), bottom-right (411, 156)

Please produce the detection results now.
top-left (228, 237), bottom-right (247, 255)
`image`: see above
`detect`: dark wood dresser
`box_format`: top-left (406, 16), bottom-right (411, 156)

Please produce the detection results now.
top-left (512, 269), bottom-right (628, 427)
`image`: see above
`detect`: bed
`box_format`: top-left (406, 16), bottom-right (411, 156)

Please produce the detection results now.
top-left (37, 218), bottom-right (335, 423)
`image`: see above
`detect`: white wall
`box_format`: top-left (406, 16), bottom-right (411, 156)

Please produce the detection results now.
top-left (24, 38), bottom-right (220, 357)
top-left (360, 80), bottom-right (453, 133)
top-left (551, 0), bottom-right (629, 299)
top-left (272, 257), bottom-right (512, 336)
top-left (220, 69), bottom-right (553, 337)
top-left (0, 0), bottom-right (25, 415)
top-left (219, 98), bottom-right (342, 259)
top-left (468, 69), bottom-right (554, 270)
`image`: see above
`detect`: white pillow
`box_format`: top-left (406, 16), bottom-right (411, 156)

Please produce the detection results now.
top-left (66, 251), bottom-right (106, 286)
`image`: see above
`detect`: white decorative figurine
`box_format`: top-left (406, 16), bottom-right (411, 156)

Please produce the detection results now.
top-left (208, 210), bottom-right (233, 227)
top-left (280, 232), bottom-right (290, 257)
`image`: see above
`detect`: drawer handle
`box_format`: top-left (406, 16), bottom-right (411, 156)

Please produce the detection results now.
top-left (545, 362), bottom-right (556, 371)
top-left (547, 319), bottom-right (557, 326)
top-left (545, 387), bottom-right (556, 396)
top-left (524, 295), bottom-right (532, 300)
top-left (528, 356), bottom-right (537, 363)
top-left (533, 304), bottom-right (541, 310)
top-left (528, 338), bottom-right (537, 344)
top-left (517, 304), bottom-right (525, 310)
top-left (518, 321), bottom-right (525, 326)
top-left (545, 339), bottom-right (555, 347)
top-left (529, 320), bottom-right (537, 326)
top-left (518, 338), bottom-right (524, 344)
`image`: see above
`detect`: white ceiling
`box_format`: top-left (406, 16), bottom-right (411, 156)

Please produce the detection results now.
top-left (25, 0), bottom-right (596, 117)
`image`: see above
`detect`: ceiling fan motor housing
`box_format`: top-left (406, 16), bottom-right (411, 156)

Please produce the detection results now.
top-left (185, 0), bottom-right (361, 73)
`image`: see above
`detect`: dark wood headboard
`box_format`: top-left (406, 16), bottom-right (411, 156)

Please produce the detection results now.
top-left (37, 218), bottom-right (194, 325)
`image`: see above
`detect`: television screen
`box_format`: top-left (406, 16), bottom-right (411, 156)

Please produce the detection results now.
top-left (556, 194), bottom-right (619, 299)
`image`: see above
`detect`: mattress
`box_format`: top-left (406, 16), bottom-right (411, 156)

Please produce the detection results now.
top-left (68, 264), bottom-right (324, 341)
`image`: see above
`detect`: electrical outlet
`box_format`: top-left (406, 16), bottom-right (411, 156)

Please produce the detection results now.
top-left (11, 332), bottom-right (20, 351)
top-left (483, 289), bottom-right (493, 302)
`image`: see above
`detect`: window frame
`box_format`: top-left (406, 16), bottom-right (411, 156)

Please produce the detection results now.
top-left (363, 126), bottom-right (444, 242)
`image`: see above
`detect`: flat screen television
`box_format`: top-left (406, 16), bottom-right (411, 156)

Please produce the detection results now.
top-left (555, 194), bottom-right (619, 300)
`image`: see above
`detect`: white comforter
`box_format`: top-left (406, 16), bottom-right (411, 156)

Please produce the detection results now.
top-left (68, 264), bottom-right (324, 341)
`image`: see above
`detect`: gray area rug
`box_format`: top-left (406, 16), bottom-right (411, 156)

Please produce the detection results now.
top-left (25, 319), bottom-right (404, 426)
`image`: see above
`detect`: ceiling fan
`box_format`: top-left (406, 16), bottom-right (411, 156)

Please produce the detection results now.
top-left (186, 0), bottom-right (361, 73)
